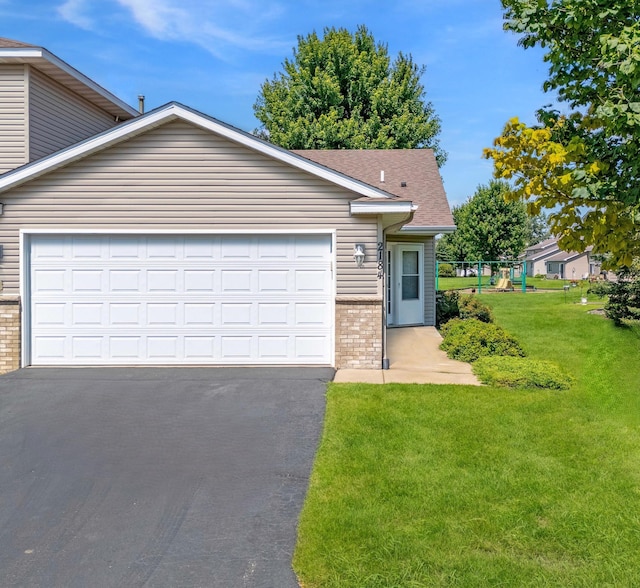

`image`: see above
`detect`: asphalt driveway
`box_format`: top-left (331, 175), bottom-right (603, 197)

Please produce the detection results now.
top-left (0, 367), bottom-right (333, 588)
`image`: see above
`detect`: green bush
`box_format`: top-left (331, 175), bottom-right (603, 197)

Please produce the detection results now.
top-left (472, 356), bottom-right (574, 390)
top-left (604, 267), bottom-right (640, 325)
top-left (436, 290), bottom-right (459, 327)
top-left (440, 318), bottom-right (525, 362)
top-left (587, 281), bottom-right (611, 299)
top-left (438, 263), bottom-right (455, 277)
top-left (459, 294), bottom-right (494, 323)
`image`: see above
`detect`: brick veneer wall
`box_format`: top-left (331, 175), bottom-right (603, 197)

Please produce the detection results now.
top-left (0, 297), bottom-right (21, 374)
top-left (335, 296), bottom-right (383, 369)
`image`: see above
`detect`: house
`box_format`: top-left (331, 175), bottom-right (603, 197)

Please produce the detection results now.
top-left (0, 38), bottom-right (454, 374)
top-left (523, 237), bottom-right (561, 277)
top-left (544, 247), bottom-right (600, 280)
top-left (523, 237), bottom-right (600, 279)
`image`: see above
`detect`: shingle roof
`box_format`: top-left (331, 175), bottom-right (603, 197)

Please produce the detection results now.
top-left (525, 236), bottom-right (558, 253)
top-left (545, 248), bottom-right (591, 263)
top-left (0, 37), bottom-right (37, 48)
top-left (292, 149), bottom-right (454, 229)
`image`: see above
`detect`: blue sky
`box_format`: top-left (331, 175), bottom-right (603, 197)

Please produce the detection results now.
top-left (1, 0), bottom-right (552, 206)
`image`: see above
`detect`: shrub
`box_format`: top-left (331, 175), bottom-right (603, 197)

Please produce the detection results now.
top-left (587, 281), bottom-right (611, 299)
top-left (459, 294), bottom-right (494, 323)
top-left (438, 263), bottom-right (455, 277)
top-left (440, 318), bottom-right (525, 362)
top-left (436, 290), bottom-right (459, 327)
top-left (604, 267), bottom-right (640, 325)
top-left (472, 356), bottom-right (574, 390)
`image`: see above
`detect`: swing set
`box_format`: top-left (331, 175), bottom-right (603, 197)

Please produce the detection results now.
top-left (435, 260), bottom-right (528, 294)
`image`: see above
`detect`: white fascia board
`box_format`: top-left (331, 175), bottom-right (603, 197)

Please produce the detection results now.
top-left (399, 225), bottom-right (457, 235)
top-left (0, 103), bottom-right (394, 200)
top-left (350, 201), bottom-right (415, 215)
top-left (0, 47), bottom-right (138, 118)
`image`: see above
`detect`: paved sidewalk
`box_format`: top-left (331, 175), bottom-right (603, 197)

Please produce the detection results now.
top-left (334, 326), bottom-right (481, 385)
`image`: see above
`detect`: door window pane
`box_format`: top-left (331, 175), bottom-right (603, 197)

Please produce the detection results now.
top-left (402, 276), bottom-right (419, 300)
top-left (402, 251), bottom-right (419, 274)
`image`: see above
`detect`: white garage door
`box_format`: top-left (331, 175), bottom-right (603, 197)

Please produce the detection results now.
top-left (28, 234), bottom-right (333, 365)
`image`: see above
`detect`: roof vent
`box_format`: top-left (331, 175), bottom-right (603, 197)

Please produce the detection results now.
top-left (401, 181), bottom-right (407, 188)
top-left (380, 170), bottom-right (385, 183)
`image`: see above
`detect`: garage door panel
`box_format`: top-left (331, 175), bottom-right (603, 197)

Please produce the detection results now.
top-left (29, 234), bottom-right (333, 365)
top-left (184, 336), bottom-right (216, 359)
top-left (258, 336), bottom-right (289, 358)
top-left (295, 270), bottom-right (328, 292)
top-left (33, 302), bottom-right (66, 326)
top-left (184, 270), bottom-right (216, 292)
top-left (72, 270), bottom-right (103, 292)
top-left (33, 269), bottom-right (66, 292)
top-left (220, 237), bottom-right (251, 259)
top-left (73, 336), bottom-right (103, 359)
top-left (258, 303), bottom-right (288, 326)
top-left (184, 303), bottom-right (215, 325)
top-left (34, 336), bottom-right (67, 360)
top-left (72, 303), bottom-right (103, 326)
top-left (258, 270), bottom-right (289, 292)
top-left (110, 270), bottom-right (141, 292)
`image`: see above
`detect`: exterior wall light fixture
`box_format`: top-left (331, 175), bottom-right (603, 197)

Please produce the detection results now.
top-left (353, 244), bottom-right (365, 268)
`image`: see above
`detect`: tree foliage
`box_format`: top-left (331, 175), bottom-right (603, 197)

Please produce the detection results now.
top-left (484, 0), bottom-right (640, 268)
top-left (436, 205), bottom-right (473, 261)
top-left (526, 211), bottom-right (551, 246)
top-left (439, 180), bottom-right (529, 262)
top-left (254, 25), bottom-right (446, 164)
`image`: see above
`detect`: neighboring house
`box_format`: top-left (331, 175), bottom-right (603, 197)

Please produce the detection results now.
top-left (544, 247), bottom-right (600, 280)
top-left (0, 39), bottom-right (454, 374)
top-left (522, 237), bottom-right (561, 277)
top-left (523, 237), bottom-right (601, 279)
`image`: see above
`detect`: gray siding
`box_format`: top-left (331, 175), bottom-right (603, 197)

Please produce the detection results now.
top-left (0, 120), bottom-right (379, 295)
top-left (28, 67), bottom-right (116, 161)
top-left (388, 234), bottom-right (436, 326)
top-left (0, 65), bottom-right (27, 173)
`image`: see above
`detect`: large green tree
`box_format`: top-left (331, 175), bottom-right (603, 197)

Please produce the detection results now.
top-left (484, 0), bottom-right (640, 268)
top-left (462, 180), bottom-right (529, 261)
top-left (436, 205), bottom-right (473, 262)
top-left (437, 181), bottom-right (529, 263)
top-left (254, 25), bottom-right (446, 165)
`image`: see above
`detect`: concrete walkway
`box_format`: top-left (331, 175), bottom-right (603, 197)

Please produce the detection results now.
top-left (334, 326), bottom-right (481, 385)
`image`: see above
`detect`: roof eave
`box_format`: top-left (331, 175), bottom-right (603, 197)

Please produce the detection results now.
top-left (350, 201), bottom-right (415, 215)
top-left (399, 225), bottom-right (456, 235)
top-left (0, 47), bottom-right (138, 120)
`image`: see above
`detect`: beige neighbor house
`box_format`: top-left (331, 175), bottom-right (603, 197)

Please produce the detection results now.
top-left (0, 38), bottom-right (454, 374)
top-left (523, 237), bottom-right (601, 279)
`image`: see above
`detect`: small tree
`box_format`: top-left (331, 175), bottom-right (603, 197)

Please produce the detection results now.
top-left (605, 267), bottom-right (640, 326)
top-left (254, 25), bottom-right (446, 165)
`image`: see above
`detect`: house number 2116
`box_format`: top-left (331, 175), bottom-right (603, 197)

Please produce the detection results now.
top-left (377, 242), bottom-right (384, 279)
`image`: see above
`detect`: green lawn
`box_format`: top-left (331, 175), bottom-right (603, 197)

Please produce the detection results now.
top-left (437, 276), bottom-right (592, 291)
top-left (294, 293), bottom-right (640, 587)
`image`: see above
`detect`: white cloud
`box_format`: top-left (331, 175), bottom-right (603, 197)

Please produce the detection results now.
top-left (113, 0), bottom-right (288, 58)
top-left (57, 0), bottom-right (94, 29)
top-left (55, 0), bottom-right (288, 58)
